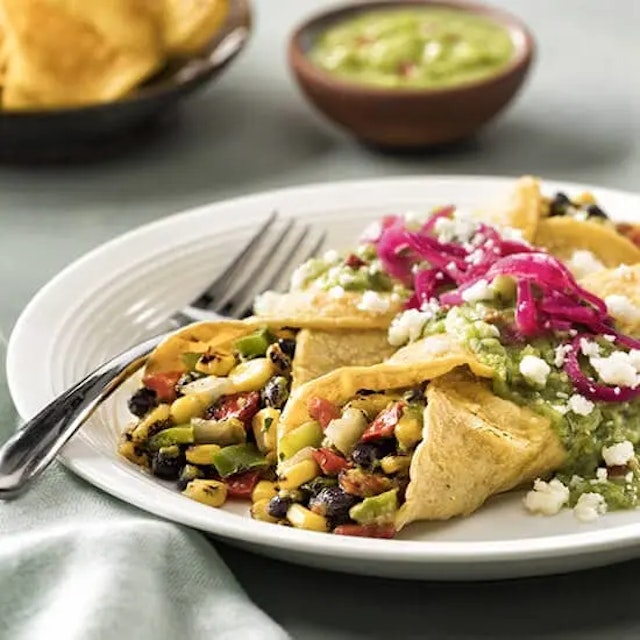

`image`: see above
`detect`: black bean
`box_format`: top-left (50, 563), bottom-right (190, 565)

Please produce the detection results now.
top-left (127, 387), bottom-right (158, 418)
top-left (309, 486), bottom-right (359, 519)
top-left (586, 204), bottom-right (608, 220)
top-left (302, 476), bottom-right (338, 497)
top-left (277, 338), bottom-right (296, 360)
top-left (267, 495), bottom-right (293, 519)
top-left (263, 376), bottom-right (290, 409)
top-left (151, 446), bottom-right (185, 481)
top-left (549, 192), bottom-right (571, 217)
top-left (350, 441), bottom-right (395, 468)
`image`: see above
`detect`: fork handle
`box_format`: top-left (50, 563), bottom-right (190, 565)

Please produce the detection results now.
top-left (0, 332), bottom-right (168, 500)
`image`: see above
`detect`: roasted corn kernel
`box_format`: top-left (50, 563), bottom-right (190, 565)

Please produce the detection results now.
top-left (170, 394), bottom-right (208, 424)
top-left (251, 498), bottom-right (279, 523)
top-left (380, 455), bottom-right (412, 475)
top-left (278, 459), bottom-right (320, 490)
top-left (574, 191), bottom-right (596, 206)
top-left (252, 407), bottom-right (279, 453)
top-left (286, 503), bottom-right (328, 532)
top-left (182, 479), bottom-right (228, 508)
top-left (395, 415), bottom-right (422, 450)
top-left (185, 444), bottom-right (222, 466)
top-left (252, 480), bottom-right (277, 503)
top-left (195, 350), bottom-right (236, 376)
top-left (118, 438), bottom-right (149, 467)
top-left (131, 404), bottom-right (171, 442)
top-left (228, 358), bottom-right (274, 393)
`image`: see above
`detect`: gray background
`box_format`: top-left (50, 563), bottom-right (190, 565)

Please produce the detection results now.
top-left (1, 0), bottom-right (639, 637)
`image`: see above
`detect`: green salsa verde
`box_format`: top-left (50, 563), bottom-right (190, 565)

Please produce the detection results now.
top-left (310, 8), bottom-right (515, 89)
top-left (416, 296), bottom-right (640, 510)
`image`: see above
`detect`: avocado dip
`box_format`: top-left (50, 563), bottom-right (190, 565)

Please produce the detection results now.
top-left (309, 8), bottom-right (515, 89)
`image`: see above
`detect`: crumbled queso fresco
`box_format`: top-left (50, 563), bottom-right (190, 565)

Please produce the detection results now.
top-left (605, 294), bottom-right (640, 324)
top-left (519, 355), bottom-right (551, 387)
top-left (387, 305), bottom-right (440, 346)
top-left (566, 249), bottom-right (605, 279)
top-left (357, 290), bottom-right (391, 313)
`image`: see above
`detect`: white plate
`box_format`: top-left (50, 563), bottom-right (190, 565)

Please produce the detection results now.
top-left (8, 175), bottom-right (640, 581)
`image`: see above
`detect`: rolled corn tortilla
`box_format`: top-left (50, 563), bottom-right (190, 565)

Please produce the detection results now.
top-left (278, 336), bottom-right (565, 530)
top-left (534, 217), bottom-right (640, 269)
top-left (396, 371), bottom-right (566, 528)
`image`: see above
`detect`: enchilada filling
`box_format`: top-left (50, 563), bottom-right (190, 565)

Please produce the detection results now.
top-left (119, 327), bottom-right (296, 506)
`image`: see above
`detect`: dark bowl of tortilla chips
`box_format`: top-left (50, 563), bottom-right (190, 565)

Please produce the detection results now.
top-left (0, 0), bottom-right (251, 163)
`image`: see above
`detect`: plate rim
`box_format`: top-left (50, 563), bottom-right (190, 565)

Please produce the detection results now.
top-left (7, 173), bottom-right (640, 569)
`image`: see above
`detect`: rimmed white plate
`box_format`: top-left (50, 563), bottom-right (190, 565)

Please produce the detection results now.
top-left (8, 175), bottom-right (640, 581)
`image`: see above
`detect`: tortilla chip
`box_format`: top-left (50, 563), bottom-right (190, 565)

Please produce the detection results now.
top-left (1, 0), bottom-right (164, 110)
top-left (292, 329), bottom-right (397, 388)
top-left (477, 175), bottom-right (543, 242)
top-left (162, 0), bottom-right (229, 56)
top-left (278, 334), bottom-right (492, 444)
top-left (396, 371), bottom-right (566, 528)
top-left (580, 264), bottom-right (640, 336)
top-left (253, 289), bottom-right (403, 330)
top-left (533, 217), bottom-right (640, 268)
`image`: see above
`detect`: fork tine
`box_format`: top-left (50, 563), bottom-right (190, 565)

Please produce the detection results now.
top-left (230, 227), bottom-right (327, 319)
top-left (211, 217), bottom-right (297, 315)
top-left (190, 211), bottom-right (278, 308)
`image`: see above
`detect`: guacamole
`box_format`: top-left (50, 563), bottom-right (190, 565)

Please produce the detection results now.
top-left (310, 8), bottom-right (514, 89)
top-left (414, 298), bottom-right (640, 510)
top-left (290, 243), bottom-right (408, 296)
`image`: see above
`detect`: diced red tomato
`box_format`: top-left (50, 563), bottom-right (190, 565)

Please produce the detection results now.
top-left (312, 448), bottom-right (349, 476)
top-left (361, 402), bottom-right (404, 442)
top-left (308, 397), bottom-right (341, 430)
top-left (210, 392), bottom-right (261, 428)
top-left (224, 470), bottom-right (261, 499)
top-left (344, 253), bottom-right (365, 269)
top-left (333, 523), bottom-right (396, 539)
top-left (142, 371), bottom-right (182, 403)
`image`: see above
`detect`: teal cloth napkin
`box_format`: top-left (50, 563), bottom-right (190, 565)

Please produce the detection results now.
top-left (0, 460), bottom-right (289, 640)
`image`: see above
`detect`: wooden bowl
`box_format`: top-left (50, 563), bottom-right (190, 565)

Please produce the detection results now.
top-left (288, 0), bottom-right (535, 149)
top-left (0, 0), bottom-right (252, 163)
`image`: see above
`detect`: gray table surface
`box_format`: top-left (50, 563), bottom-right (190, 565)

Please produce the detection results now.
top-left (1, 0), bottom-right (639, 637)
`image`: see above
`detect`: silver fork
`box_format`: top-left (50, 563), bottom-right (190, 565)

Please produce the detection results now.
top-left (0, 213), bottom-right (326, 500)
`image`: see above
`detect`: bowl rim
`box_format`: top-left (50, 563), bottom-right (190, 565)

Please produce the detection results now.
top-left (0, 0), bottom-right (252, 119)
top-left (288, 0), bottom-right (535, 97)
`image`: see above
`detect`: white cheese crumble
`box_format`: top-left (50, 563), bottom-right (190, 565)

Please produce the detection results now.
top-left (567, 394), bottom-right (595, 416)
top-left (589, 351), bottom-right (640, 388)
top-left (554, 344), bottom-right (572, 368)
top-left (328, 286), bottom-right (345, 299)
top-left (519, 355), bottom-right (551, 387)
top-left (523, 478), bottom-right (570, 516)
top-left (461, 279), bottom-right (494, 303)
top-left (579, 338), bottom-right (600, 358)
top-left (551, 404), bottom-right (569, 416)
top-left (357, 291), bottom-right (390, 313)
top-left (322, 249), bottom-right (340, 264)
top-left (602, 440), bottom-right (635, 467)
top-left (605, 294), bottom-right (640, 324)
top-left (388, 309), bottom-right (432, 346)
top-left (595, 468), bottom-right (608, 483)
top-left (566, 250), bottom-right (605, 279)
top-left (433, 210), bottom-right (479, 244)
top-left (573, 492), bottom-right (607, 522)
top-left (290, 263), bottom-right (314, 290)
